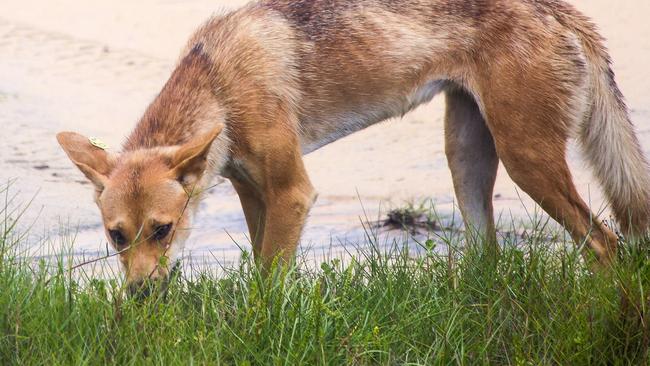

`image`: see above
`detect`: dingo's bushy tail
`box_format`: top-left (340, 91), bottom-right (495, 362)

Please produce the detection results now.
top-left (564, 8), bottom-right (650, 237)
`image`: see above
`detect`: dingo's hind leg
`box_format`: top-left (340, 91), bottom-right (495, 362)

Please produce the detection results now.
top-left (486, 98), bottom-right (618, 264)
top-left (444, 87), bottom-right (499, 245)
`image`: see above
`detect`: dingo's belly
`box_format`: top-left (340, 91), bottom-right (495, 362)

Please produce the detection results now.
top-left (298, 80), bottom-right (446, 154)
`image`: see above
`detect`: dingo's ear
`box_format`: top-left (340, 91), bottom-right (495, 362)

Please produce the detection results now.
top-left (171, 124), bottom-right (224, 187)
top-left (56, 132), bottom-right (115, 192)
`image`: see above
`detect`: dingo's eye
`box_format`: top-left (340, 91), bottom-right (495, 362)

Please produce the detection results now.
top-left (153, 223), bottom-right (172, 241)
top-left (109, 229), bottom-right (127, 247)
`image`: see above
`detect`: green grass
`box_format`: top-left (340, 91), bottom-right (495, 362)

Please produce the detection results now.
top-left (1, 189), bottom-right (650, 365)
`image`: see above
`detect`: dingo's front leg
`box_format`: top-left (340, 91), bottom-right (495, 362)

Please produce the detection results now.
top-left (232, 179), bottom-right (266, 258)
top-left (260, 176), bottom-right (316, 269)
top-left (259, 147), bottom-right (316, 270)
top-left (235, 122), bottom-right (317, 270)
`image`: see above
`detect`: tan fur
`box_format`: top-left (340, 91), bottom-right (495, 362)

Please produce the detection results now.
top-left (57, 0), bottom-right (650, 288)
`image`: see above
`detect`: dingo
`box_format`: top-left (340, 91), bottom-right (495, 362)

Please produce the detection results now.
top-left (57, 0), bottom-right (650, 291)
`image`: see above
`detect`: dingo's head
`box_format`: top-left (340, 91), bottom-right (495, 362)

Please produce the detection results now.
top-left (56, 125), bottom-right (222, 295)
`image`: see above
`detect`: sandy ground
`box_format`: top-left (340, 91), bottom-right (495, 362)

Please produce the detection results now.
top-left (1, 0), bottom-right (649, 268)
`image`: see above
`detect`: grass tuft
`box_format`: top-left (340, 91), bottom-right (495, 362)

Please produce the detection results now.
top-left (1, 186), bottom-right (650, 364)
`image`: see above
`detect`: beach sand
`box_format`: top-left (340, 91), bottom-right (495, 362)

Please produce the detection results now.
top-left (1, 0), bottom-right (648, 267)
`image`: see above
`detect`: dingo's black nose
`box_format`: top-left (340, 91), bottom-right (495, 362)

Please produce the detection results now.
top-left (127, 278), bottom-right (169, 300)
top-left (127, 279), bottom-right (153, 300)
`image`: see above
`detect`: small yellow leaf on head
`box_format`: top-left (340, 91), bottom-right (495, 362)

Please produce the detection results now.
top-left (89, 137), bottom-right (109, 150)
